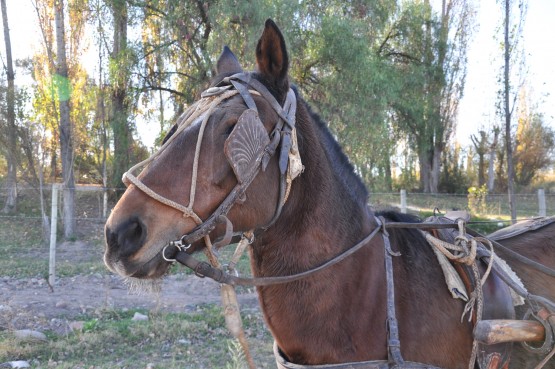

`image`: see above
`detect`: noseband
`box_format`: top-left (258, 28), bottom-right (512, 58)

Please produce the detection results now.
top-left (122, 73), bottom-right (301, 251)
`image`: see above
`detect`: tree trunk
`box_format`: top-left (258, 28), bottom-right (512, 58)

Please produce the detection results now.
top-left (487, 128), bottom-right (500, 192)
top-left (109, 0), bottom-right (131, 192)
top-left (471, 131), bottom-right (488, 187)
top-left (384, 157), bottom-right (393, 192)
top-left (431, 144), bottom-right (442, 193)
top-left (96, 12), bottom-right (108, 214)
top-left (1, 0), bottom-right (17, 213)
top-left (55, 0), bottom-right (76, 238)
top-left (504, 0), bottom-right (517, 224)
top-left (428, 0), bottom-right (449, 195)
top-left (419, 149), bottom-right (433, 193)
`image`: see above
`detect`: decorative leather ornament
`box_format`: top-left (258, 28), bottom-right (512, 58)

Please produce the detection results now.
top-left (224, 109), bottom-right (270, 184)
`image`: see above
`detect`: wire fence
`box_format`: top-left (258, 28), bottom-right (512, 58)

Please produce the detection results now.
top-left (0, 185), bottom-right (119, 282)
top-left (370, 191), bottom-right (555, 218)
top-left (0, 185), bottom-right (554, 281)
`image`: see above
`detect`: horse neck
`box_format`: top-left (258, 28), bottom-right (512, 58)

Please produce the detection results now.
top-left (251, 98), bottom-right (376, 275)
top-left (246, 100), bottom-right (388, 363)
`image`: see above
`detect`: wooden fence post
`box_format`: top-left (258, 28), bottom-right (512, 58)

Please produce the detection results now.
top-left (538, 189), bottom-right (546, 217)
top-left (49, 183), bottom-right (59, 287)
top-left (103, 188), bottom-right (108, 219)
top-left (400, 189), bottom-right (407, 214)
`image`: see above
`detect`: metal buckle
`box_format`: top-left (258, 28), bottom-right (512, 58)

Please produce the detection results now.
top-left (222, 264), bottom-right (239, 278)
top-left (162, 240), bottom-right (191, 262)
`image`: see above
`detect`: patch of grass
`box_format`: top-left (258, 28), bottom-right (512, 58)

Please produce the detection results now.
top-left (0, 305), bottom-right (274, 369)
top-left (0, 218), bottom-right (49, 278)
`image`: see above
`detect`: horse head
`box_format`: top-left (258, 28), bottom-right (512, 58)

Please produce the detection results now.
top-left (104, 19), bottom-right (297, 279)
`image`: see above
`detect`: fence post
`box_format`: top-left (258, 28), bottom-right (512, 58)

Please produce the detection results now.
top-left (49, 183), bottom-right (59, 287)
top-left (400, 189), bottom-right (407, 214)
top-left (103, 188), bottom-right (108, 219)
top-left (538, 188), bottom-right (546, 217)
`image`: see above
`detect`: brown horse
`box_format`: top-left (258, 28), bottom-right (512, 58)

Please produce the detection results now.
top-left (104, 19), bottom-right (553, 369)
top-left (489, 218), bottom-right (555, 304)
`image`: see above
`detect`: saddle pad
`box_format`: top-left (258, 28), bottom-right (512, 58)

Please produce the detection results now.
top-left (488, 216), bottom-right (555, 241)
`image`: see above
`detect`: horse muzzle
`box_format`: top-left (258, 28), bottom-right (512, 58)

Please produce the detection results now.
top-left (104, 216), bottom-right (171, 279)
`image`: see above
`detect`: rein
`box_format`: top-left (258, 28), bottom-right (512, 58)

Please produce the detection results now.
top-left (164, 220), bottom-right (466, 286)
top-left (168, 215), bottom-right (555, 369)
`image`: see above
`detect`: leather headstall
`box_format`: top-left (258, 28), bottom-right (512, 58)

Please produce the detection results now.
top-left (166, 73), bottom-right (298, 250)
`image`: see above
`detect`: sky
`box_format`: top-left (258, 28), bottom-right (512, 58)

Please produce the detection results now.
top-left (2, 0), bottom-right (554, 149)
top-left (456, 0), bottom-right (555, 145)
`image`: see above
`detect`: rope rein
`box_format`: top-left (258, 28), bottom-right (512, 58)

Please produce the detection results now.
top-left (122, 89), bottom-right (241, 224)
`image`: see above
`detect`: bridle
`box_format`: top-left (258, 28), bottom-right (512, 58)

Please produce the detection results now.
top-left (122, 72), bottom-right (301, 253)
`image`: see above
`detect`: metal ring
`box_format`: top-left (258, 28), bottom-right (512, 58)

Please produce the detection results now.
top-left (162, 244), bottom-right (177, 262)
top-left (521, 308), bottom-right (555, 355)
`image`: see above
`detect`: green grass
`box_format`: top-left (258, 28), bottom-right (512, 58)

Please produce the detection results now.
top-left (0, 305), bottom-right (274, 369)
top-left (0, 220), bottom-right (108, 279)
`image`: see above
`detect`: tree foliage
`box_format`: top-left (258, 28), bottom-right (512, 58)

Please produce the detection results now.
top-left (4, 0), bottom-right (552, 219)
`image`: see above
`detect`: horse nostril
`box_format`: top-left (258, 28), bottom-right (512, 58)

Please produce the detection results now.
top-left (106, 217), bottom-right (147, 258)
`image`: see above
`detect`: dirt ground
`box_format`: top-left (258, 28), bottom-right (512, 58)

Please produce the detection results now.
top-left (0, 263), bottom-right (260, 336)
top-left (0, 206), bottom-right (262, 338)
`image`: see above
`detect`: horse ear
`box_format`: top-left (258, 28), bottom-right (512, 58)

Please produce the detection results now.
top-left (256, 19), bottom-right (289, 89)
top-left (217, 46), bottom-right (243, 75)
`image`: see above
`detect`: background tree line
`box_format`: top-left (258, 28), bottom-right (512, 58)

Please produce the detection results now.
top-left (0, 0), bottom-right (553, 236)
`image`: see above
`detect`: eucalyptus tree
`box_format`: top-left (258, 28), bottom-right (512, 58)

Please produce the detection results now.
top-left (32, 0), bottom-right (93, 237)
top-left (388, 0), bottom-right (473, 193)
top-left (499, 0), bottom-right (526, 223)
top-left (1, 0), bottom-right (17, 213)
top-left (54, 0), bottom-right (77, 237)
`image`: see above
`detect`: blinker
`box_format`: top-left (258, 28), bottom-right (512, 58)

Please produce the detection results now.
top-left (224, 109), bottom-right (270, 184)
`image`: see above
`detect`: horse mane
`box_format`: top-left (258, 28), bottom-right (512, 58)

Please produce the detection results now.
top-left (294, 86), bottom-right (369, 206)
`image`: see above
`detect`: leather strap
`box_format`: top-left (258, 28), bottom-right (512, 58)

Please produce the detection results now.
top-left (274, 342), bottom-right (446, 369)
top-left (467, 228), bottom-right (555, 278)
top-left (377, 216), bottom-right (405, 366)
top-left (168, 221), bottom-right (383, 286)
top-left (166, 73), bottom-right (298, 248)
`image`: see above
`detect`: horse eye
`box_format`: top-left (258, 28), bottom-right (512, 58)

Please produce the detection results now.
top-left (224, 123), bottom-right (237, 136)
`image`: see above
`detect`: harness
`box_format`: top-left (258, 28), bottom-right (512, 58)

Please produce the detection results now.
top-left (122, 72), bottom-right (300, 252)
top-left (121, 74), bottom-right (555, 369)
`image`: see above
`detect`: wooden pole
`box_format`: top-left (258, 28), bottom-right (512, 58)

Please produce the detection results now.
top-left (103, 189), bottom-right (108, 219)
top-left (539, 189), bottom-right (547, 217)
top-left (49, 184), bottom-right (59, 287)
top-left (474, 319), bottom-right (545, 345)
top-left (400, 190), bottom-right (407, 214)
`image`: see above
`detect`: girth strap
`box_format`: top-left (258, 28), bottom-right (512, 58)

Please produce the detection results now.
top-left (377, 216), bottom-right (405, 366)
top-left (274, 343), bottom-right (447, 369)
